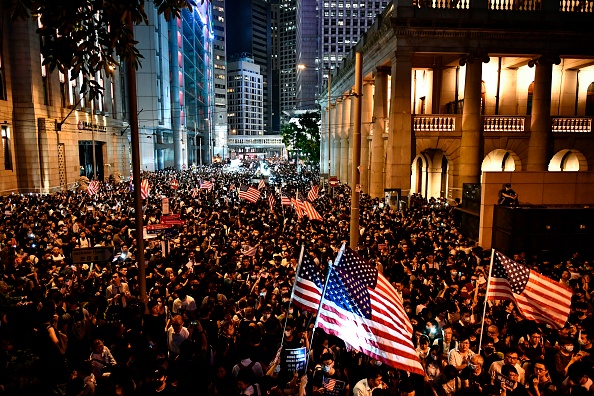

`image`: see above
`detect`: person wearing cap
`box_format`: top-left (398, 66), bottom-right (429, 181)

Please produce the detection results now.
top-left (499, 183), bottom-right (519, 206)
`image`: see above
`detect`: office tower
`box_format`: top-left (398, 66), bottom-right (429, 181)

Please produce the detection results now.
top-left (226, 0), bottom-right (272, 134)
top-left (276, 0), bottom-right (298, 122)
top-left (212, 0), bottom-right (228, 159)
top-left (296, 0), bottom-right (390, 108)
top-left (227, 57), bottom-right (264, 138)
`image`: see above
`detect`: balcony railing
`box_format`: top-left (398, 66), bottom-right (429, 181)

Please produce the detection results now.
top-left (413, 115), bottom-right (457, 132)
top-left (552, 117), bottom-right (593, 132)
top-left (411, 0), bottom-right (593, 11)
top-left (483, 116), bottom-right (526, 132)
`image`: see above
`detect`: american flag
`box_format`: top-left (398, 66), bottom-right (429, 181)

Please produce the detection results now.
top-left (258, 179), bottom-right (266, 190)
top-left (322, 377), bottom-right (346, 396)
top-left (242, 245), bottom-right (257, 257)
top-left (170, 179), bottom-right (179, 190)
top-left (239, 184), bottom-right (261, 203)
top-left (191, 188), bottom-right (198, 198)
top-left (303, 201), bottom-right (323, 221)
top-left (307, 185), bottom-right (319, 202)
top-left (87, 180), bottom-right (99, 196)
top-left (281, 195), bottom-right (292, 206)
top-left (293, 247), bottom-right (423, 375)
top-left (140, 179), bottom-right (150, 199)
top-left (487, 251), bottom-right (572, 329)
top-left (291, 198), bottom-right (304, 219)
top-left (200, 181), bottom-right (214, 191)
top-left (268, 194), bottom-right (276, 212)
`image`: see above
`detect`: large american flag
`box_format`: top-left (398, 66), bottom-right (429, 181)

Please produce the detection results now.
top-left (487, 251), bottom-right (572, 329)
top-left (303, 201), bottom-right (323, 221)
top-left (87, 180), bottom-right (100, 196)
top-left (307, 185), bottom-right (319, 202)
top-left (292, 248), bottom-right (423, 374)
top-left (239, 184), bottom-right (261, 203)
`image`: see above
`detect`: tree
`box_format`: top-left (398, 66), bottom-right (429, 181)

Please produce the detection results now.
top-left (280, 111), bottom-right (320, 164)
top-left (7, 0), bottom-right (196, 98)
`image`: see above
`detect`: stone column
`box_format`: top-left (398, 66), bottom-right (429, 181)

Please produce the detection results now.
top-left (341, 94), bottom-right (351, 185)
top-left (320, 107), bottom-right (327, 176)
top-left (527, 57), bottom-right (554, 171)
top-left (459, 59), bottom-right (484, 186)
top-left (386, 52), bottom-right (413, 196)
top-left (328, 103), bottom-right (336, 176)
top-left (360, 81), bottom-right (374, 193)
top-left (333, 98), bottom-right (343, 178)
top-left (370, 68), bottom-right (389, 198)
top-left (348, 93), bottom-right (355, 186)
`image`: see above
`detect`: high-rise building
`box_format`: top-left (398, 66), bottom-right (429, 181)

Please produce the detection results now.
top-left (212, 0), bottom-right (228, 159)
top-left (276, 0), bottom-right (298, 121)
top-left (134, 1), bottom-right (213, 169)
top-left (296, 0), bottom-right (390, 108)
top-left (226, 0), bottom-right (273, 134)
top-left (227, 56), bottom-right (264, 139)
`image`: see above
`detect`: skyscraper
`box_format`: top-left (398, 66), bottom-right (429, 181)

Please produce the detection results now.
top-left (227, 56), bottom-right (264, 138)
top-left (296, 0), bottom-right (390, 107)
top-left (226, 0), bottom-right (273, 134)
top-left (212, 0), bottom-right (228, 158)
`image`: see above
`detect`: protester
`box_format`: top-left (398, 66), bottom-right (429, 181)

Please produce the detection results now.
top-left (0, 158), bottom-right (591, 396)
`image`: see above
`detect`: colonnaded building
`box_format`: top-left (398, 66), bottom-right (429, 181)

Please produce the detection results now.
top-left (319, 0), bottom-right (594, 204)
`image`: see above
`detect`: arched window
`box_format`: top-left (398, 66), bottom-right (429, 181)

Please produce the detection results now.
top-left (527, 82), bottom-right (534, 115)
top-left (586, 82), bottom-right (594, 117)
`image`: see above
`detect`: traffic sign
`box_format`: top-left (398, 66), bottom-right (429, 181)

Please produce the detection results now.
top-left (146, 223), bottom-right (172, 234)
top-left (164, 228), bottom-right (181, 240)
top-left (72, 247), bottom-right (113, 264)
top-left (171, 179), bottom-right (179, 190)
top-left (161, 219), bottom-right (185, 225)
top-left (146, 224), bottom-right (172, 231)
top-left (329, 177), bottom-right (339, 187)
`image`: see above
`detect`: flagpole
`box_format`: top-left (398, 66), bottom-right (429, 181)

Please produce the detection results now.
top-left (306, 242), bottom-right (345, 369)
top-left (281, 244), bottom-right (305, 349)
top-left (478, 248), bottom-right (496, 355)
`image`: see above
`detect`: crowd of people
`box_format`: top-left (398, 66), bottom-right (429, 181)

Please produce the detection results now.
top-left (0, 158), bottom-right (592, 396)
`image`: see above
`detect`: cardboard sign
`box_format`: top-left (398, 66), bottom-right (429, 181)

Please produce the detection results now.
top-left (162, 197), bottom-right (169, 215)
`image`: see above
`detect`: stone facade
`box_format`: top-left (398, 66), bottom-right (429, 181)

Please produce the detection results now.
top-left (0, 14), bottom-right (129, 194)
top-left (318, 0), bottom-right (594, 201)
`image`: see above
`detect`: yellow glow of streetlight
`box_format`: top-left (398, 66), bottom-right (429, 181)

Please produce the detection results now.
top-left (297, 64), bottom-right (307, 70)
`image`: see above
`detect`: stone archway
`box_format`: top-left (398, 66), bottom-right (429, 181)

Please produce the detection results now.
top-left (548, 149), bottom-right (589, 171)
top-left (411, 150), bottom-right (450, 198)
top-left (482, 149), bottom-right (521, 173)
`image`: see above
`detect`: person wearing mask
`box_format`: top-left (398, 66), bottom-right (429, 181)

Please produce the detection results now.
top-left (461, 355), bottom-right (491, 393)
top-left (311, 353), bottom-right (349, 395)
top-left (554, 338), bottom-right (580, 380)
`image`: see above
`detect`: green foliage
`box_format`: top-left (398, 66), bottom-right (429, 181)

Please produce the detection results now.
top-left (7, 0), bottom-right (196, 99)
top-left (280, 111), bottom-right (321, 164)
